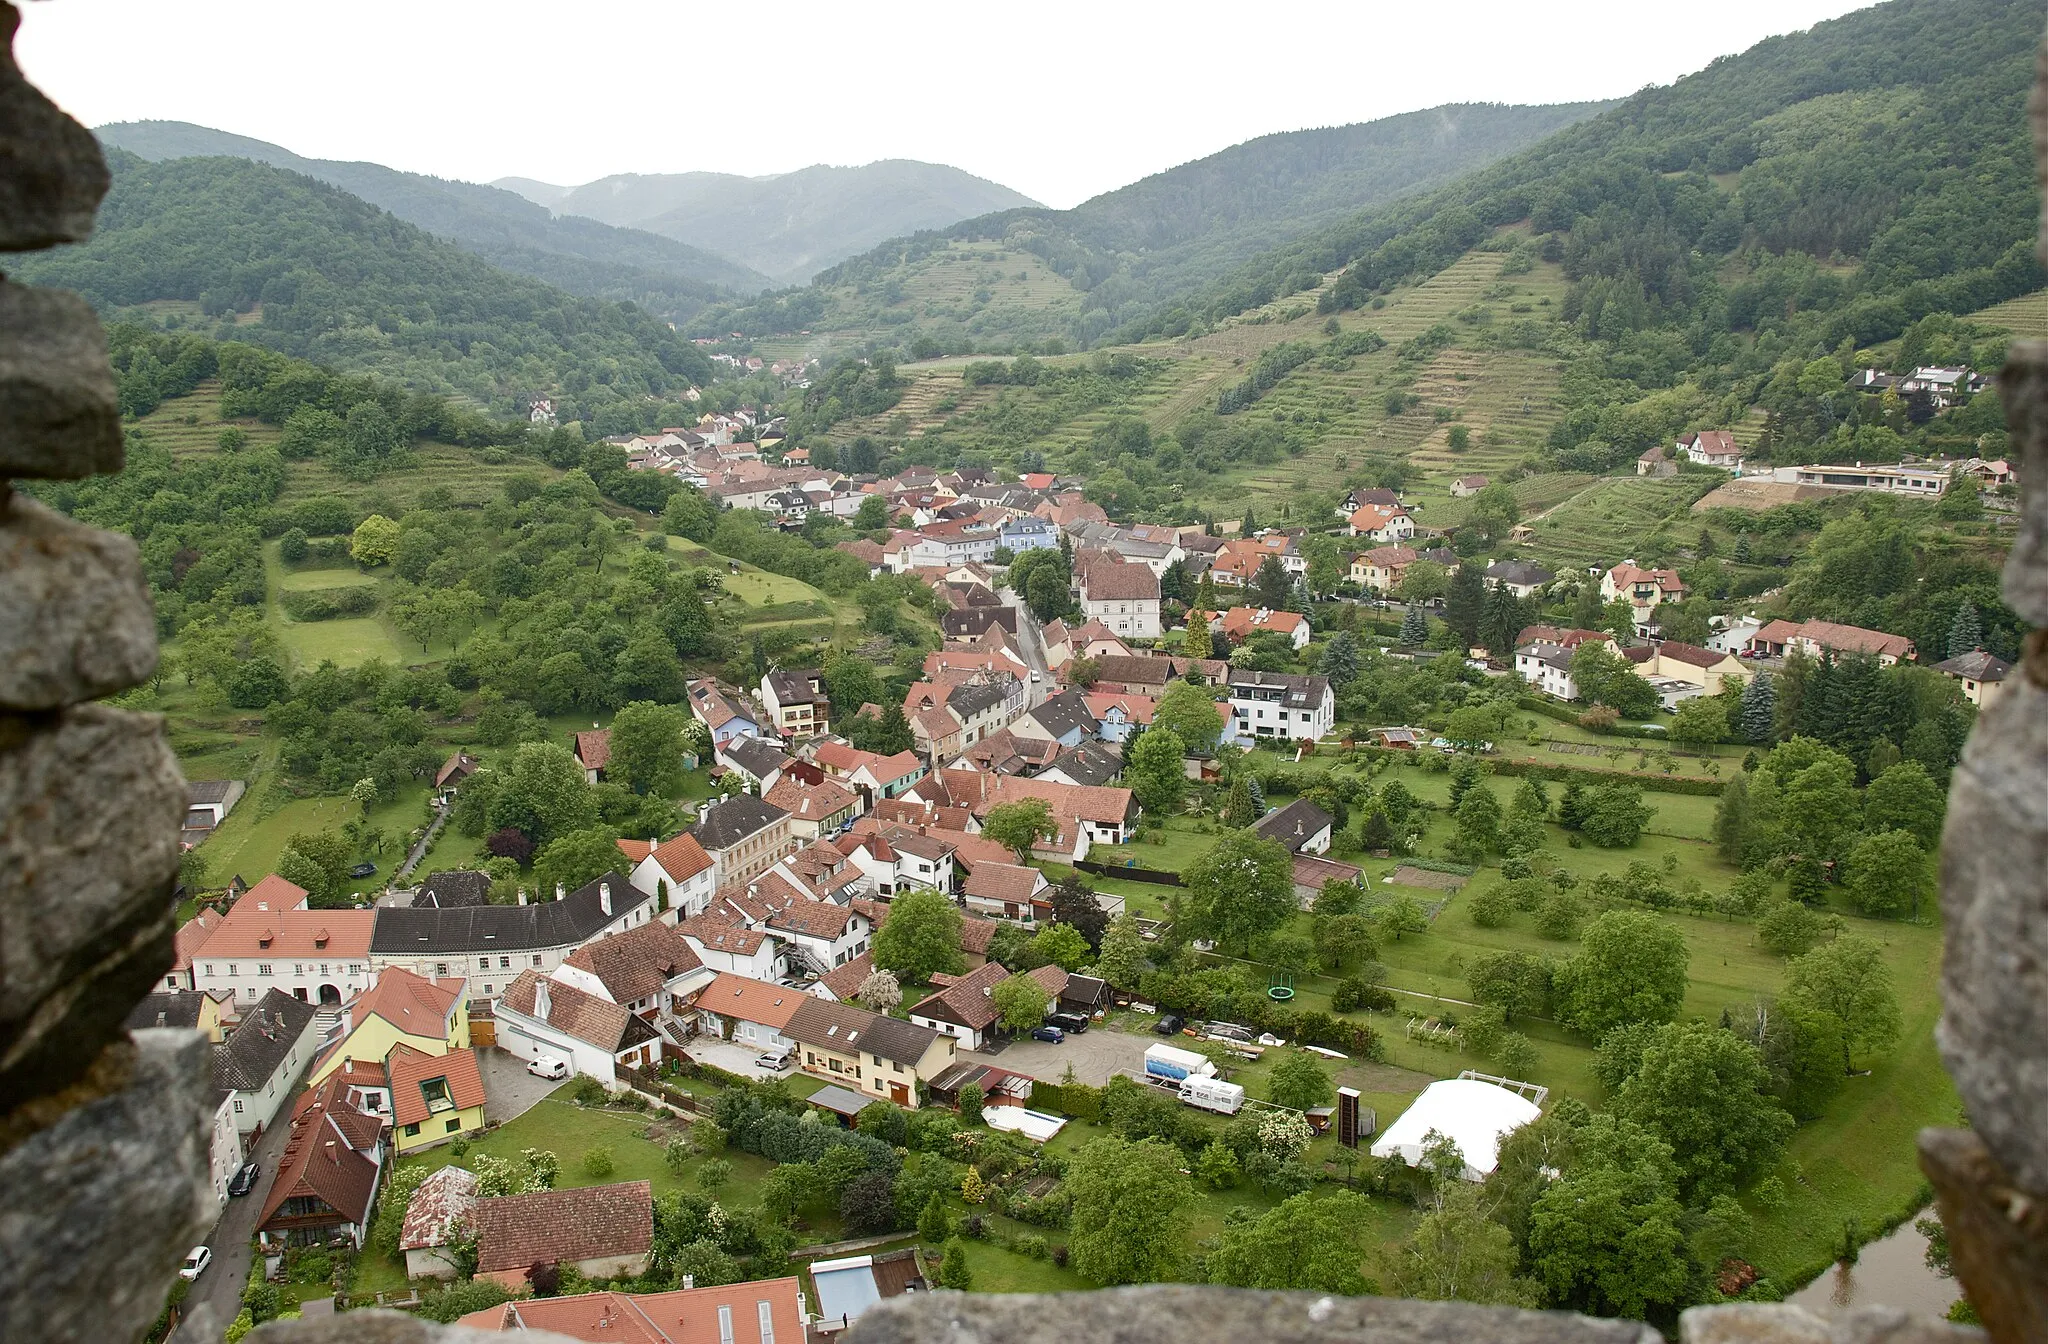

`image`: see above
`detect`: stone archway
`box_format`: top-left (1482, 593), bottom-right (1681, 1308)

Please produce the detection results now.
top-left (317, 984), bottom-right (342, 1006)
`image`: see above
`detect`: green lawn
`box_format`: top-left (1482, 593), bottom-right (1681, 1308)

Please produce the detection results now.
top-left (274, 615), bottom-right (412, 668)
top-left (275, 566), bottom-right (379, 592)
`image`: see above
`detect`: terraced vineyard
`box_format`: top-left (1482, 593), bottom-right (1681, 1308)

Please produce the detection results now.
top-left (806, 240), bottom-right (1087, 342)
top-left (133, 381), bottom-right (284, 459)
top-left (1969, 287), bottom-right (2048, 337)
top-left (1514, 476), bottom-right (1712, 570)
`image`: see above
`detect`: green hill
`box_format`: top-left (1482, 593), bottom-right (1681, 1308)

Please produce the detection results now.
top-left (95, 121), bottom-right (772, 309)
top-left (700, 101), bottom-right (1612, 351)
top-left (500, 159), bottom-right (1042, 286)
top-left (13, 151), bottom-right (721, 429)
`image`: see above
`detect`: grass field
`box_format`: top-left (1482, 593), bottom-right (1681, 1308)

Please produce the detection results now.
top-left (1517, 476), bottom-right (1713, 570)
top-left (275, 565), bottom-right (378, 591)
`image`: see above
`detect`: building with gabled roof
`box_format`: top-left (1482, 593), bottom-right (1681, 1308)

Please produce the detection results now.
top-left (782, 997), bottom-right (956, 1105)
top-left (1251, 798), bottom-right (1335, 855)
top-left (617, 832), bottom-right (718, 921)
top-left (692, 972), bottom-right (807, 1053)
top-left (574, 729), bottom-right (612, 783)
top-left (688, 794), bottom-right (796, 888)
top-left (1218, 606), bottom-right (1311, 651)
top-left (412, 870), bottom-right (491, 909)
top-left (471, 1180), bottom-right (654, 1288)
top-left (960, 862), bottom-right (1049, 924)
top-left (1747, 618), bottom-right (1916, 666)
top-left (716, 736), bottom-right (793, 793)
top-left (1483, 560), bottom-right (1556, 599)
top-left (255, 1080), bottom-right (385, 1250)
top-left (371, 872), bottom-right (655, 1000)
top-left (400, 1165), bottom-right (477, 1280)
top-left (189, 876), bottom-right (376, 1008)
top-left (562, 921), bottom-right (713, 1032)
top-left (212, 988), bottom-right (320, 1138)
top-left (1226, 669), bottom-right (1335, 743)
top-left (760, 669), bottom-right (831, 740)
top-left (676, 913), bottom-right (785, 982)
top-left (387, 1044), bottom-right (487, 1154)
top-left (763, 774), bottom-right (861, 841)
top-left (1075, 557), bottom-right (1162, 639)
top-left (494, 969), bottom-right (665, 1086)
top-left (126, 988), bottom-right (227, 1040)
top-left (1600, 561), bottom-right (1687, 628)
top-left (309, 966), bottom-right (468, 1087)
top-left (457, 1279), bottom-right (806, 1344)
top-left (907, 961), bottom-right (1010, 1050)
top-left (1934, 647), bottom-right (2012, 708)
top-left (686, 679), bottom-right (762, 746)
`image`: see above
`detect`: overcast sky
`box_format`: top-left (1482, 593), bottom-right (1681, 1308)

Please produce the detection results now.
top-left (20, 0), bottom-right (1876, 209)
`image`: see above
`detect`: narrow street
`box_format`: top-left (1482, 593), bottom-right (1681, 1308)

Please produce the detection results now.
top-left (999, 585), bottom-right (1053, 707)
top-left (169, 1113), bottom-right (299, 1344)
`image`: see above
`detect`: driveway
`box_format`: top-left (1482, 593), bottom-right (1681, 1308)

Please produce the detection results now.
top-left (685, 1037), bottom-right (794, 1083)
top-left (967, 1023), bottom-right (1158, 1087)
top-left (170, 1113), bottom-right (298, 1344)
top-left (479, 1046), bottom-right (563, 1124)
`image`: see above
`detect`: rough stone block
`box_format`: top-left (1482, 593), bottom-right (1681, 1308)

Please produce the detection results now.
top-left (842, 1285), bottom-right (1660, 1344)
top-left (1920, 1127), bottom-right (2048, 1344)
top-left (252, 1311), bottom-right (579, 1344)
top-left (1681, 1304), bottom-right (1981, 1342)
top-left (0, 703), bottom-right (184, 1111)
top-left (0, 280), bottom-right (124, 478)
top-left (1993, 345), bottom-right (2048, 625)
top-left (0, 2), bottom-right (110, 250)
top-left (0, 1029), bottom-right (215, 1344)
top-left (1936, 673), bottom-right (2048, 1193)
top-left (0, 491), bottom-right (158, 710)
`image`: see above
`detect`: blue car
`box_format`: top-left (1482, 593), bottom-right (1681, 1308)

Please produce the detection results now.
top-left (1030, 1025), bottom-right (1065, 1043)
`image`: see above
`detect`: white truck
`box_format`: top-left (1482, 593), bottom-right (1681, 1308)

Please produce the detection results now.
top-left (1179, 1076), bottom-right (1246, 1115)
top-left (1143, 1042), bottom-right (1216, 1084)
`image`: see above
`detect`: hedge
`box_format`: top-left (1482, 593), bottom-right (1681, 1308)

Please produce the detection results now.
top-left (278, 586), bottom-right (379, 621)
top-left (1075, 859), bottom-right (1182, 886)
top-left (1487, 758), bottom-right (1726, 796)
top-left (1136, 969), bottom-right (1387, 1061)
top-left (1517, 696), bottom-right (1670, 740)
top-left (1396, 856), bottom-right (1477, 877)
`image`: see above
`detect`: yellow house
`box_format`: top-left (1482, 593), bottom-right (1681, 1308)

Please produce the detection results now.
top-left (308, 967), bottom-right (469, 1087)
top-left (388, 1044), bottom-right (488, 1153)
top-left (782, 997), bottom-right (957, 1108)
top-left (1627, 641), bottom-right (1751, 696)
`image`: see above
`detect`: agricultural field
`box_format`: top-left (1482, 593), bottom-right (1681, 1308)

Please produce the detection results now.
top-left (1967, 286), bottom-right (2048, 338)
top-left (1515, 475), bottom-right (1717, 570)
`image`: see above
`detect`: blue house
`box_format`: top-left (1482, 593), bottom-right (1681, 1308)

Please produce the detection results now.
top-left (999, 516), bottom-right (1060, 554)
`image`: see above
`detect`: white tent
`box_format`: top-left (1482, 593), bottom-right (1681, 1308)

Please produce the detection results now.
top-left (1370, 1077), bottom-right (1542, 1180)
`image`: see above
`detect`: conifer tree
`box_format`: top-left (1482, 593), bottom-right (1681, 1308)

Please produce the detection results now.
top-left (1399, 605), bottom-right (1429, 647)
top-left (1182, 608), bottom-right (1211, 660)
top-left (1947, 600), bottom-right (1982, 658)
top-left (1739, 670), bottom-right (1776, 745)
top-left (1221, 774), bottom-right (1258, 828)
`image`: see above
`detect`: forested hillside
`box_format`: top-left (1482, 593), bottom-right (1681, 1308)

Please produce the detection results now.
top-left (699, 102), bottom-right (1611, 350)
top-left (97, 121), bottom-right (772, 310)
top-left (499, 160), bottom-right (1041, 285)
top-left (1114, 0), bottom-right (2040, 471)
top-left (13, 151), bottom-right (723, 430)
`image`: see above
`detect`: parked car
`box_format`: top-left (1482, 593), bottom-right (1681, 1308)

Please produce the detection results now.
top-left (755, 1050), bottom-right (793, 1072)
top-left (347, 862), bottom-right (377, 879)
top-left (1029, 670), bottom-right (1042, 682)
top-left (526, 1055), bottom-right (569, 1080)
top-left (178, 1246), bottom-right (212, 1281)
top-left (1154, 1014), bottom-right (1185, 1036)
top-left (1047, 1012), bottom-right (1089, 1034)
top-left (1030, 1025), bottom-right (1065, 1043)
top-left (227, 1162), bottom-right (261, 1197)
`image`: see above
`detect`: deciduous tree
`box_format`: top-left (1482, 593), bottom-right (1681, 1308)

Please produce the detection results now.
top-left (870, 886), bottom-right (965, 982)
top-left (1210, 1191), bottom-right (1375, 1293)
top-left (1182, 832), bottom-right (1297, 953)
top-left (1781, 936), bottom-right (1902, 1074)
top-left (1064, 1137), bottom-right (1195, 1286)
top-left (982, 799), bottom-right (1054, 861)
top-left (1554, 911), bottom-right (1689, 1036)
top-left (992, 974), bottom-right (1051, 1032)
top-left (1126, 727), bottom-right (1188, 817)
top-left (1266, 1052), bottom-right (1335, 1110)
top-left (1614, 1022), bottom-right (1794, 1201)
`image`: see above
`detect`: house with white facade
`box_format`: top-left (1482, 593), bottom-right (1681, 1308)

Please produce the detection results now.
top-left (692, 973), bottom-right (808, 1053)
top-left (494, 971), bottom-right (665, 1086)
top-left (1513, 641), bottom-right (1579, 700)
top-left (1346, 503), bottom-right (1416, 542)
top-left (616, 833), bottom-right (719, 921)
top-left (1075, 559), bottom-right (1162, 640)
top-left (211, 989), bottom-right (319, 1139)
top-left (1679, 430), bottom-right (1742, 467)
top-left (368, 872), bottom-right (657, 1003)
top-left (189, 875), bottom-right (376, 1009)
top-left (675, 914), bottom-right (787, 982)
top-left (1225, 670), bottom-right (1335, 743)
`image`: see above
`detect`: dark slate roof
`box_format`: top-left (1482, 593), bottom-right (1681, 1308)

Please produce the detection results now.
top-left (187, 780), bottom-right (238, 805)
top-left (1024, 690), bottom-right (1097, 741)
top-left (719, 736), bottom-right (791, 781)
top-left (766, 669), bottom-right (828, 706)
top-left (1934, 648), bottom-right (2012, 682)
top-left (1225, 669), bottom-right (1332, 709)
top-left (1049, 741), bottom-right (1122, 787)
top-left (688, 795), bottom-right (789, 852)
top-left (1485, 560), bottom-right (1556, 586)
top-left (1251, 798), bottom-right (1336, 853)
top-left (371, 871), bottom-right (649, 955)
top-left (125, 990), bottom-right (209, 1032)
top-left (413, 871), bottom-right (491, 909)
top-left (212, 990), bottom-right (317, 1092)
top-left (947, 679), bottom-right (1011, 720)
top-left (784, 996), bottom-right (943, 1065)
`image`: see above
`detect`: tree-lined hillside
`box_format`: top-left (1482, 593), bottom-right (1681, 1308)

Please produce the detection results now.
top-left (97, 121), bottom-right (772, 311)
top-left (15, 151), bottom-right (720, 430)
top-left (701, 101), bottom-right (1613, 349)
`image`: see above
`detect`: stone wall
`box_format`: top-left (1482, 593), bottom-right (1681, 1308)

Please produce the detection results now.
top-left (0, 3), bottom-right (214, 1342)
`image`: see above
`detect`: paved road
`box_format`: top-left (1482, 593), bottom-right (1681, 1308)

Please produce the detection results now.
top-left (998, 586), bottom-right (1052, 707)
top-left (170, 1115), bottom-right (297, 1344)
top-left (479, 1045), bottom-right (563, 1124)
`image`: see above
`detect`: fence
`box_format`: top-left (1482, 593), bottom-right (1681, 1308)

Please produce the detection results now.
top-left (618, 1065), bottom-right (702, 1115)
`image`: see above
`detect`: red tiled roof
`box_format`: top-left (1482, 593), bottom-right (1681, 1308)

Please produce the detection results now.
top-left (1021, 964), bottom-right (1069, 998)
top-left (962, 863), bottom-right (1044, 906)
top-left (498, 971), bottom-right (637, 1053)
top-left (196, 880), bottom-right (373, 961)
top-left (676, 912), bottom-right (772, 957)
top-left (763, 774), bottom-right (858, 823)
top-left (565, 922), bottom-right (704, 1006)
top-left (1080, 560), bottom-right (1160, 602)
top-left (909, 960), bottom-right (1009, 1031)
top-left (257, 1097), bottom-right (382, 1234)
top-left (698, 973), bottom-right (805, 1029)
top-left (388, 1045), bottom-right (487, 1128)
top-left (574, 730), bottom-right (611, 771)
top-left (459, 1281), bottom-right (806, 1344)
top-left (616, 832), bottom-right (714, 885)
top-left (472, 1181), bottom-right (654, 1274)
top-left (172, 909), bottom-right (219, 973)
top-left (1652, 640), bottom-right (1736, 669)
top-left (348, 967), bottom-right (462, 1037)
top-left (766, 899), bottom-right (859, 940)
top-left (1218, 607), bottom-right (1308, 639)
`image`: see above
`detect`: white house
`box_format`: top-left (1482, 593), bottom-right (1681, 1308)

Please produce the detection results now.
top-left (188, 875), bottom-right (376, 1008)
top-left (1076, 561), bottom-right (1162, 640)
top-left (1225, 670), bottom-right (1334, 743)
top-left (617, 833), bottom-right (718, 921)
top-left (1346, 503), bottom-right (1416, 543)
top-left (494, 970), bottom-right (665, 1086)
top-left (676, 914), bottom-right (788, 982)
top-left (1250, 798), bottom-right (1334, 856)
top-left (843, 827), bottom-right (957, 898)
top-left (1483, 560), bottom-right (1556, 600)
top-left (1513, 641), bottom-right (1578, 700)
top-left (692, 973), bottom-right (807, 1053)
top-left (368, 872), bottom-right (658, 1003)
top-left (1218, 606), bottom-right (1311, 651)
top-left (1679, 430), bottom-right (1742, 468)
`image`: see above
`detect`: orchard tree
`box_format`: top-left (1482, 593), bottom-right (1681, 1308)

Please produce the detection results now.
top-left (1844, 829), bottom-right (1931, 919)
top-left (1782, 936), bottom-right (1903, 1074)
top-left (1064, 1136), bottom-right (1195, 1285)
top-left (1451, 787), bottom-right (1503, 860)
top-left (608, 701), bottom-right (690, 796)
top-left (870, 886), bottom-right (965, 981)
top-left (992, 974), bottom-right (1051, 1032)
top-left (1028, 922), bottom-right (1093, 972)
top-left (1266, 1052), bottom-right (1334, 1110)
top-left (855, 968), bottom-right (903, 1014)
top-left (1182, 832), bottom-right (1295, 953)
top-left (1375, 895), bottom-right (1428, 942)
top-left (1154, 681), bottom-right (1225, 754)
top-left (1467, 950), bottom-right (1550, 1022)
top-left (1614, 1022), bottom-right (1794, 1202)
top-left (1670, 696), bottom-right (1728, 750)
top-left (1125, 727), bottom-right (1188, 817)
top-left (1210, 1191), bottom-right (1375, 1293)
top-left (1554, 911), bottom-right (1689, 1036)
top-left (982, 799), bottom-right (1054, 861)
top-left (1862, 762), bottom-right (1946, 849)
top-left (1314, 913), bottom-right (1377, 973)
top-left (349, 513), bottom-right (401, 568)
top-left (1094, 913), bottom-right (1148, 989)
top-left (487, 742), bottom-right (599, 848)
top-left (1580, 784), bottom-right (1653, 848)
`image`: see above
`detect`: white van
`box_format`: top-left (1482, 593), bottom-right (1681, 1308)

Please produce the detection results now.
top-left (526, 1055), bottom-right (569, 1080)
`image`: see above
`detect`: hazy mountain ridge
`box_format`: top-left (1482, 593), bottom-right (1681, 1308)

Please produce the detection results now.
top-left (95, 121), bottom-right (773, 310)
top-left (702, 100), bottom-right (1616, 347)
top-left (498, 160), bottom-right (1043, 285)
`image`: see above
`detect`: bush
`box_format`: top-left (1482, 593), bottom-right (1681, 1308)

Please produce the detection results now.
top-left (1332, 977), bottom-right (1396, 1013)
top-left (278, 586), bottom-right (379, 622)
top-left (582, 1146), bottom-right (616, 1179)
top-left (1467, 884), bottom-right (1514, 928)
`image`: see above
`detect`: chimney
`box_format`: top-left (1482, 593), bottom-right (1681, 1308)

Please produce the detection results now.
top-left (534, 979), bottom-right (552, 1022)
top-left (683, 1275), bottom-right (695, 1291)
top-left (601, 883), bottom-right (612, 917)
top-left (555, 882), bottom-right (566, 901)
top-left (518, 888), bottom-right (528, 906)
top-left (699, 801), bottom-right (713, 826)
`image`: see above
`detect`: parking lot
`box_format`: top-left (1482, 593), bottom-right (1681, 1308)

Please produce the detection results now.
top-left (969, 1021), bottom-right (1161, 1086)
top-left (480, 1045), bottom-right (565, 1123)
top-left (685, 1036), bottom-right (794, 1082)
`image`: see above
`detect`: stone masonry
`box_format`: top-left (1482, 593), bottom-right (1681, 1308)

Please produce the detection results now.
top-left (0, 5), bottom-right (213, 1344)
top-left (1, 3), bottom-right (2042, 1344)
